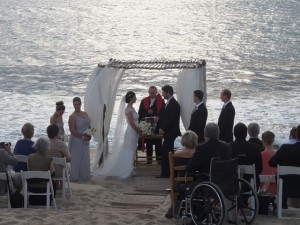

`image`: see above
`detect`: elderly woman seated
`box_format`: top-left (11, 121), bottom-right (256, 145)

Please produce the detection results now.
top-left (27, 137), bottom-right (56, 205)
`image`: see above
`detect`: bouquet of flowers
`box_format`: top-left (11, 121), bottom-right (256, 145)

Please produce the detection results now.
top-left (138, 121), bottom-right (152, 136)
top-left (84, 128), bottom-right (97, 136)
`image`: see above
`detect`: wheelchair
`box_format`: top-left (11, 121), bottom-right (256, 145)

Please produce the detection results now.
top-left (177, 158), bottom-right (259, 225)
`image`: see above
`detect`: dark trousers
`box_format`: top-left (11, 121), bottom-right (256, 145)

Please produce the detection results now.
top-left (160, 135), bottom-right (176, 177)
top-left (146, 139), bottom-right (162, 162)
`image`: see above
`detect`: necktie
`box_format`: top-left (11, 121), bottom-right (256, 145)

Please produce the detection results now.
top-left (192, 106), bottom-right (197, 113)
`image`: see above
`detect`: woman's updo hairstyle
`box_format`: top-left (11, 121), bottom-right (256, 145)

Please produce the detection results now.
top-left (73, 97), bottom-right (81, 103)
top-left (56, 101), bottom-right (65, 111)
top-left (125, 91), bottom-right (135, 103)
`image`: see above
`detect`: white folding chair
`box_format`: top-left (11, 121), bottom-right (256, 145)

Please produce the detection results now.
top-left (0, 172), bottom-right (11, 208)
top-left (14, 154), bottom-right (29, 170)
top-left (259, 174), bottom-right (276, 192)
top-left (238, 164), bottom-right (257, 191)
top-left (52, 157), bottom-right (71, 200)
top-left (21, 170), bottom-right (57, 209)
top-left (277, 165), bottom-right (300, 219)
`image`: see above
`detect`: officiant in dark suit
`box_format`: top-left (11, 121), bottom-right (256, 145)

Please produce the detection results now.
top-left (218, 89), bottom-right (235, 143)
top-left (138, 86), bottom-right (165, 164)
top-left (158, 85), bottom-right (181, 178)
top-left (188, 90), bottom-right (207, 143)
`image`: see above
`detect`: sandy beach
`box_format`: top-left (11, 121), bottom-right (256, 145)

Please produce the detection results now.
top-left (1, 154), bottom-right (300, 225)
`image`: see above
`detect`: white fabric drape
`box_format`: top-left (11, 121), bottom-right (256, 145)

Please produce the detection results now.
top-left (176, 67), bottom-right (206, 130)
top-left (84, 67), bottom-right (125, 172)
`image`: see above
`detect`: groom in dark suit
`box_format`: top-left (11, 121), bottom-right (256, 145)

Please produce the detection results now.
top-left (158, 85), bottom-right (181, 178)
top-left (188, 90), bottom-right (207, 143)
top-left (138, 86), bottom-right (165, 164)
top-left (218, 89), bottom-right (235, 143)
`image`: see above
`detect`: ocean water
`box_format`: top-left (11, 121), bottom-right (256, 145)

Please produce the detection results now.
top-left (0, 0), bottom-right (299, 148)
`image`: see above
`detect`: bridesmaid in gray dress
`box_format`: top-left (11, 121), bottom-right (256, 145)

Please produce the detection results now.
top-left (68, 97), bottom-right (91, 182)
top-left (50, 101), bottom-right (66, 140)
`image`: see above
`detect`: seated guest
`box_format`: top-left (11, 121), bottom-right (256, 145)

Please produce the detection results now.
top-left (28, 137), bottom-right (56, 205)
top-left (231, 122), bottom-right (263, 190)
top-left (13, 123), bottom-right (35, 172)
top-left (179, 123), bottom-right (231, 196)
top-left (47, 124), bottom-right (71, 162)
top-left (247, 122), bottom-right (264, 151)
top-left (165, 130), bottom-right (198, 219)
top-left (47, 124), bottom-right (71, 188)
top-left (174, 130), bottom-right (198, 176)
top-left (174, 130), bottom-right (198, 161)
top-left (167, 123), bottom-right (231, 219)
top-left (260, 131), bottom-right (277, 194)
top-left (0, 142), bottom-right (19, 195)
top-left (269, 124), bottom-right (300, 209)
top-left (286, 126), bottom-right (297, 144)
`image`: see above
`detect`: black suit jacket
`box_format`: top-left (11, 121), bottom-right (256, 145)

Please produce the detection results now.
top-left (218, 102), bottom-right (235, 143)
top-left (188, 103), bottom-right (208, 143)
top-left (248, 137), bottom-right (264, 152)
top-left (186, 139), bottom-right (232, 174)
top-left (230, 139), bottom-right (263, 188)
top-left (159, 97), bottom-right (181, 139)
top-left (269, 142), bottom-right (300, 197)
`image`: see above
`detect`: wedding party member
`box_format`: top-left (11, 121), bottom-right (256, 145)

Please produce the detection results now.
top-left (50, 101), bottom-right (66, 140)
top-left (188, 90), bottom-right (207, 143)
top-left (269, 124), bottom-right (300, 209)
top-left (230, 122), bottom-right (262, 190)
top-left (247, 122), bottom-right (264, 151)
top-left (68, 97), bottom-right (91, 182)
top-left (13, 123), bottom-right (35, 172)
top-left (138, 86), bottom-right (165, 164)
top-left (94, 91), bottom-right (142, 179)
top-left (218, 89), bottom-right (235, 143)
top-left (158, 85), bottom-right (181, 178)
top-left (28, 137), bottom-right (56, 205)
top-left (0, 142), bottom-right (19, 194)
top-left (260, 131), bottom-right (277, 194)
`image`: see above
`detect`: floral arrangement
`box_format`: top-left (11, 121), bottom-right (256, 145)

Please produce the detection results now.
top-left (138, 121), bottom-right (152, 135)
top-left (84, 128), bottom-right (97, 136)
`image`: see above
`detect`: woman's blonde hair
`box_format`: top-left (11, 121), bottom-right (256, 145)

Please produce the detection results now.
top-left (181, 130), bottom-right (198, 149)
top-left (21, 123), bottom-right (34, 139)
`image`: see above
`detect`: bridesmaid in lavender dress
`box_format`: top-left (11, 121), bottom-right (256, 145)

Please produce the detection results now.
top-left (68, 97), bottom-right (91, 182)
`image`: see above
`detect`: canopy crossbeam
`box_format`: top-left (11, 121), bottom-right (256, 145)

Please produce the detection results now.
top-left (98, 59), bottom-right (206, 70)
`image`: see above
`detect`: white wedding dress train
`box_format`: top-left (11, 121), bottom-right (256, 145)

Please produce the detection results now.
top-left (93, 108), bottom-right (139, 179)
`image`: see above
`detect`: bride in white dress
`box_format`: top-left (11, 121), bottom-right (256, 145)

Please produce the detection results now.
top-left (95, 91), bottom-right (142, 179)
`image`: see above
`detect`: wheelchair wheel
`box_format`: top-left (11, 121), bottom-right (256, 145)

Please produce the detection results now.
top-left (190, 181), bottom-right (226, 225)
top-left (227, 178), bottom-right (258, 224)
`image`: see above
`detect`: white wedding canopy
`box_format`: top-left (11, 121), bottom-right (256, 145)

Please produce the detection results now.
top-left (84, 59), bottom-right (206, 173)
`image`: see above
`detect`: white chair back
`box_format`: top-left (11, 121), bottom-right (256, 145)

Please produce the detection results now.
top-left (52, 157), bottom-right (71, 200)
top-left (277, 165), bottom-right (300, 219)
top-left (259, 174), bottom-right (276, 192)
top-left (238, 164), bottom-right (257, 191)
top-left (21, 170), bottom-right (57, 209)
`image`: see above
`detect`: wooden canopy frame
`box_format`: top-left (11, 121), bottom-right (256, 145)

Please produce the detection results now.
top-left (98, 58), bottom-right (206, 70)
